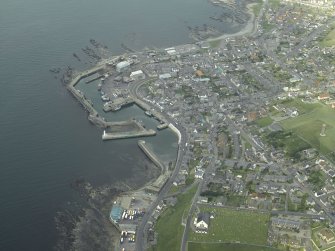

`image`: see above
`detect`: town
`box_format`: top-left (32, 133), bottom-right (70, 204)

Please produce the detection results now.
top-left (67, 0), bottom-right (335, 250)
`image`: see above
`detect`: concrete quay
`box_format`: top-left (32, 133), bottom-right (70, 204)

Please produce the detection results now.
top-left (137, 140), bottom-right (165, 172)
top-left (103, 97), bottom-right (135, 112)
top-left (67, 64), bottom-right (106, 116)
top-left (137, 140), bottom-right (170, 193)
top-left (132, 97), bottom-right (168, 125)
top-left (102, 128), bottom-right (156, 141)
top-left (157, 123), bottom-right (168, 130)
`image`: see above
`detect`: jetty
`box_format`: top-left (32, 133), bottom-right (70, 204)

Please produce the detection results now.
top-left (138, 140), bottom-right (165, 171)
top-left (132, 97), bottom-right (168, 125)
top-left (102, 120), bottom-right (156, 140)
top-left (137, 140), bottom-right (170, 193)
top-left (103, 97), bottom-right (135, 112)
top-left (67, 64), bottom-right (106, 116)
top-left (157, 123), bottom-right (168, 130)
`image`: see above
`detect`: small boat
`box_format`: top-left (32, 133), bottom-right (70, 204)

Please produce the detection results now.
top-left (101, 95), bottom-right (110, 101)
top-left (145, 111), bottom-right (152, 116)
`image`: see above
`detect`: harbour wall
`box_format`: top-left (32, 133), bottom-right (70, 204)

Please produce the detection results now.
top-left (137, 140), bottom-right (165, 172)
top-left (168, 123), bottom-right (181, 144)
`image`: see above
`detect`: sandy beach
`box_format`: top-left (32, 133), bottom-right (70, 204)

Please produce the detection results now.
top-left (207, 2), bottom-right (259, 41)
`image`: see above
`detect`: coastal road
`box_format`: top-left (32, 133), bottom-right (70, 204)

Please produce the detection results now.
top-left (131, 79), bottom-right (189, 251)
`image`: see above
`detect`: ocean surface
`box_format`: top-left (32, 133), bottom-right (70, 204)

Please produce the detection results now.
top-left (0, 0), bottom-right (244, 250)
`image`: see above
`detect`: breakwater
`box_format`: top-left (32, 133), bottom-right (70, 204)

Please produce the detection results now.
top-left (67, 64), bottom-right (106, 116)
top-left (102, 128), bottom-right (156, 141)
top-left (138, 140), bottom-right (165, 171)
top-left (137, 140), bottom-right (170, 193)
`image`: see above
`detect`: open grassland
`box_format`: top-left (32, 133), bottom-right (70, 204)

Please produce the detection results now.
top-left (256, 116), bottom-right (273, 127)
top-left (321, 22), bottom-right (335, 47)
top-left (281, 102), bottom-right (335, 155)
top-left (189, 207), bottom-right (270, 245)
top-left (252, 0), bottom-right (263, 16)
top-left (151, 185), bottom-right (197, 251)
top-left (188, 242), bottom-right (279, 251)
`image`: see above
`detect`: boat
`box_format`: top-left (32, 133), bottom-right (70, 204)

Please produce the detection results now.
top-left (112, 105), bottom-right (121, 111)
top-left (101, 94), bottom-right (110, 101)
top-left (145, 110), bottom-right (152, 116)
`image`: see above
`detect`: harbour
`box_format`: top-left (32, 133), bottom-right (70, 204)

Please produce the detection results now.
top-left (0, 0), bottom-right (246, 249)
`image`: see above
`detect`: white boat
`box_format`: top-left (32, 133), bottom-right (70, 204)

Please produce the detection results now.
top-left (101, 94), bottom-right (110, 101)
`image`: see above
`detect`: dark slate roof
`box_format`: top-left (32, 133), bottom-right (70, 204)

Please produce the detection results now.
top-left (197, 212), bottom-right (210, 225)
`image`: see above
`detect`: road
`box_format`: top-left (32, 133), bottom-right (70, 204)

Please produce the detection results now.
top-left (131, 79), bottom-right (189, 251)
top-left (180, 115), bottom-right (219, 251)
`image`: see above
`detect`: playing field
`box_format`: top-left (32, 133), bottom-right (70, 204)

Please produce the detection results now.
top-left (188, 242), bottom-right (279, 251)
top-left (189, 207), bottom-right (270, 245)
top-left (281, 103), bottom-right (335, 155)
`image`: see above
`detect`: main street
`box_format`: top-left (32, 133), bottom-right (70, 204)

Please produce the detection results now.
top-left (180, 114), bottom-right (219, 251)
top-left (131, 79), bottom-right (189, 251)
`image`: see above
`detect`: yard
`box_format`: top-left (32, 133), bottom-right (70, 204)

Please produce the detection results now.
top-left (189, 207), bottom-right (270, 245)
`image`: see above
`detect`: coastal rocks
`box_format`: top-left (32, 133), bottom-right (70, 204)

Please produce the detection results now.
top-left (54, 179), bottom-right (122, 251)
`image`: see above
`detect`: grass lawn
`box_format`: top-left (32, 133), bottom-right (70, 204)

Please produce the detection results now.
top-left (321, 22), bottom-right (335, 47)
top-left (280, 99), bottom-right (322, 114)
top-left (256, 116), bottom-right (273, 127)
top-left (209, 39), bottom-right (221, 48)
top-left (189, 207), bottom-right (270, 245)
top-left (188, 242), bottom-right (278, 251)
top-left (152, 185), bottom-right (197, 251)
top-left (281, 102), bottom-right (335, 156)
top-left (252, 1), bottom-right (263, 17)
top-left (268, 0), bottom-right (281, 9)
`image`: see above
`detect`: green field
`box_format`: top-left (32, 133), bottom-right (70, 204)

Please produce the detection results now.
top-left (189, 207), bottom-right (270, 245)
top-left (151, 185), bottom-right (197, 251)
top-left (268, 0), bottom-right (281, 9)
top-left (321, 22), bottom-right (335, 47)
top-left (281, 102), bottom-right (335, 155)
top-left (256, 116), bottom-right (273, 127)
top-left (188, 242), bottom-right (279, 251)
top-left (252, 1), bottom-right (263, 17)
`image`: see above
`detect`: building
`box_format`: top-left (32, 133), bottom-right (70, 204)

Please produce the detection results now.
top-left (116, 61), bottom-right (130, 72)
top-left (272, 218), bottom-right (301, 230)
top-left (195, 169), bottom-right (205, 179)
top-left (318, 228), bottom-right (335, 244)
top-left (195, 70), bottom-right (205, 78)
top-left (159, 73), bottom-right (172, 80)
top-left (194, 212), bottom-right (210, 233)
top-left (130, 70), bottom-right (145, 80)
top-left (110, 205), bottom-right (123, 223)
top-left (318, 92), bottom-right (330, 100)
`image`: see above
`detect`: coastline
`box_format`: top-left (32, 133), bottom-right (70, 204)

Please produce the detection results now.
top-left (63, 2), bottom-right (259, 250)
top-left (207, 2), bottom-right (259, 42)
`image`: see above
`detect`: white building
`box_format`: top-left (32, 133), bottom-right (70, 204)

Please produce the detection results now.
top-left (116, 61), bottom-right (130, 72)
top-left (130, 70), bottom-right (145, 80)
top-left (195, 169), bottom-right (205, 179)
top-left (159, 73), bottom-right (172, 80)
top-left (194, 212), bottom-right (210, 233)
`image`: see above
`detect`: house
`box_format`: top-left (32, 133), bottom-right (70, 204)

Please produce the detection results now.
top-left (318, 228), bottom-right (335, 244)
top-left (318, 92), bottom-right (330, 100)
top-left (195, 70), bottom-right (205, 78)
top-left (272, 218), bottom-right (301, 230)
top-left (130, 70), bottom-right (145, 80)
top-left (194, 212), bottom-right (210, 233)
top-left (195, 169), bottom-right (205, 179)
top-left (116, 61), bottom-right (130, 72)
